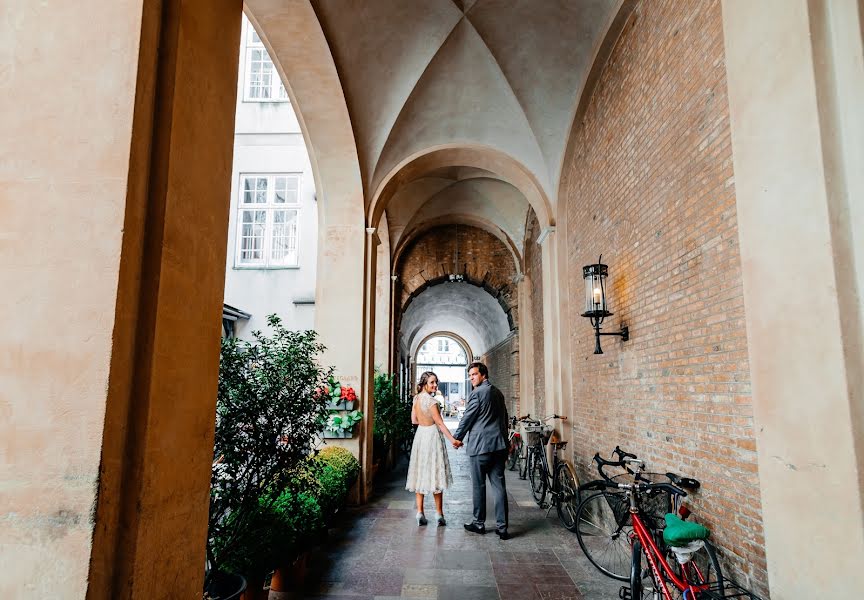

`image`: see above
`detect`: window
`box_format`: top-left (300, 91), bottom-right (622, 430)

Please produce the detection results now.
top-left (244, 27), bottom-right (288, 101)
top-left (236, 174), bottom-right (300, 267)
top-left (437, 339), bottom-right (450, 352)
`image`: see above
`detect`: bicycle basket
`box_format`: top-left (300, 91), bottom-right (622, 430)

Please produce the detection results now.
top-left (522, 424), bottom-right (552, 443)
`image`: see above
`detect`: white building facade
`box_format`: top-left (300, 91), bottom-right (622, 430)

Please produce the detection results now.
top-left (223, 15), bottom-right (318, 338)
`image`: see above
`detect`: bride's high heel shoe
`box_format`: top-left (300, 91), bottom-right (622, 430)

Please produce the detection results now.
top-left (416, 512), bottom-right (428, 526)
top-left (436, 514), bottom-right (446, 527)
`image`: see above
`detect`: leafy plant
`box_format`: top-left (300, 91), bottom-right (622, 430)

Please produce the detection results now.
top-left (311, 446), bottom-right (360, 518)
top-left (207, 315), bottom-right (330, 583)
top-left (325, 409), bottom-right (363, 432)
top-left (373, 369), bottom-right (412, 457)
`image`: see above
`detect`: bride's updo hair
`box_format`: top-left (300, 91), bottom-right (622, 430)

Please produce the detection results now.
top-left (417, 371), bottom-right (438, 394)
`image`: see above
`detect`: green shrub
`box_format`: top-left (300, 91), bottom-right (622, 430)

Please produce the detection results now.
top-left (207, 315), bottom-right (331, 582)
top-left (373, 369), bottom-right (412, 460)
top-left (312, 446), bottom-right (359, 518)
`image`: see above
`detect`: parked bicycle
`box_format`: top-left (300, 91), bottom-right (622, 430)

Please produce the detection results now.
top-left (575, 448), bottom-right (701, 582)
top-left (575, 447), bottom-right (762, 599)
top-left (505, 416), bottom-right (524, 472)
top-left (524, 414), bottom-right (581, 531)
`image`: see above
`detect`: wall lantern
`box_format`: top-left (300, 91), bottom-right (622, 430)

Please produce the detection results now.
top-left (581, 256), bottom-right (629, 354)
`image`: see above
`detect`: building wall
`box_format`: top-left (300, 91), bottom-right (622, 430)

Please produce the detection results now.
top-left (481, 333), bottom-right (519, 417)
top-left (397, 225), bottom-right (517, 319)
top-left (223, 16), bottom-right (318, 337)
top-left (558, 0), bottom-right (765, 592)
top-left (524, 210), bottom-right (545, 418)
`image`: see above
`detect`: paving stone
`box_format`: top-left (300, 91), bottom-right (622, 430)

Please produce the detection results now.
top-left (288, 419), bottom-right (632, 599)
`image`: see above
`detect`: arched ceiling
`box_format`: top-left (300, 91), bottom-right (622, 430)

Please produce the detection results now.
top-left (388, 177), bottom-right (529, 265)
top-left (401, 283), bottom-right (510, 358)
top-left (308, 0), bottom-right (621, 204)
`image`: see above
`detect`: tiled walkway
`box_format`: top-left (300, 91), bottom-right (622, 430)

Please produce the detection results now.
top-left (291, 419), bottom-right (623, 599)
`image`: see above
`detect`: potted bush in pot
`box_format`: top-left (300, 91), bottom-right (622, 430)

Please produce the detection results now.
top-left (205, 315), bottom-right (330, 599)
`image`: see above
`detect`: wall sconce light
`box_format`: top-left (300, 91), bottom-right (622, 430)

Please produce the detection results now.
top-left (581, 256), bottom-right (629, 354)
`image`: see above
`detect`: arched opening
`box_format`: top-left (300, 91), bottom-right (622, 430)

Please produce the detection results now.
top-left (413, 334), bottom-right (471, 418)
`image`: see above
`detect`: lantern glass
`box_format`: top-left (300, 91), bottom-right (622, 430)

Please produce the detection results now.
top-left (582, 263), bottom-right (609, 316)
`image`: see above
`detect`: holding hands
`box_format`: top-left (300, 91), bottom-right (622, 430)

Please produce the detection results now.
top-left (452, 439), bottom-right (463, 449)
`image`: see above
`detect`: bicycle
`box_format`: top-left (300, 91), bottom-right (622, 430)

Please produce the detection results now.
top-left (575, 448), bottom-right (701, 583)
top-left (611, 474), bottom-right (723, 599)
top-left (524, 414), bottom-right (582, 531)
top-left (505, 416), bottom-right (524, 472)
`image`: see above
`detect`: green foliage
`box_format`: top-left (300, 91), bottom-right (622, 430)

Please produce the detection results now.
top-left (208, 315), bottom-right (331, 579)
top-left (326, 409), bottom-right (363, 432)
top-left (373, 369), bottom-right (412, 451)
top-left (311, 446), bottom-right (360, 518)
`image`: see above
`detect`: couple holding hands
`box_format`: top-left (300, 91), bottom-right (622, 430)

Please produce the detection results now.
top-left (405, 362), bottom-right (511, 539)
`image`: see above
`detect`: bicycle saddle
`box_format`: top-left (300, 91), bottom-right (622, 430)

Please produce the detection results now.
top-left (663, 513), bottom-right (710, 546)
top-left (552, 440), bottom-right (568, 449)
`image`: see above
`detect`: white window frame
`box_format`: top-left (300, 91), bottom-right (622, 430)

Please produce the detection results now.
top-left (235, 173), bottom-right (301, 269)
top-left (243, 26), bottom-right (288, 102)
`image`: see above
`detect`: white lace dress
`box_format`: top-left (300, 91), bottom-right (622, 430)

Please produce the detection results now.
top-left (405, 393), bottom-right (453, 495)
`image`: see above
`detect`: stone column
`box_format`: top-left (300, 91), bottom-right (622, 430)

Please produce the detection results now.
top-left (375, 214), bottom-right (392, 371)
top-left (516, 274), bottom-right (536, 417)
top-left (538, 228), bottom-right (566, 426)
top-left (722, 1), bottom-right (864, 597)
top-left (0, 1), bottom-right (243, 598)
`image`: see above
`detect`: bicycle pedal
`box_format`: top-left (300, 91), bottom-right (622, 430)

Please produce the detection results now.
top-left (619, 586), bottom-right (632, 599)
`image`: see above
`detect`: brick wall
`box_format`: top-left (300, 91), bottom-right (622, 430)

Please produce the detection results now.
top-left (397, 225), bottom-right (517, 324)
top-left (524, 210), bottom-right (546, 418)
top-left (481, 333), bottom-right (519, 417)
top-left (559, 0), bottom-right (765, 592)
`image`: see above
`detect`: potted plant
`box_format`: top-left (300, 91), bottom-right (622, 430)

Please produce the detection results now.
top-left (323, 410), bottom-right (363, 438)
top-left (205, 315), bottom-right (330, 598)
top-left (323, 376), bottom-right (358, 410)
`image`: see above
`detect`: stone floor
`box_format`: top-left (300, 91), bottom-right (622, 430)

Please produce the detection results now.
top-left (282, 419), bottom-right (624, 600)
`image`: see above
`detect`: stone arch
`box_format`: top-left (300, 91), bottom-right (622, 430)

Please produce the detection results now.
top-left (368, 145), bottom-right (554, 231)
top-left (414, 331), bottom-right (474, 364)
top-left (393, 214), bottom-right (523, 277)
top-left (243, 3), bottom-right (363, 229)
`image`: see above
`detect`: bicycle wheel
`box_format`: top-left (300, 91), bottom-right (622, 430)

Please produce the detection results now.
top-left (507, 435), bottom-right (522, 471)
top-left (554, 462), bottom-right (581, 531)
top-left (575, 491), bottom-right (632, 581)
top-left (658, 539), bottom-right (724, 599)
top-left (518, 441), bottom-right (529, 479)
top-left (528, 446), bottom-right (547, 505)
top-left (630, 540), bottom-right (644, 599)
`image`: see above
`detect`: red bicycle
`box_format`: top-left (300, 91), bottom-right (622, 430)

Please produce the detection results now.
top-left (600, 462), bottom-right (724, 599)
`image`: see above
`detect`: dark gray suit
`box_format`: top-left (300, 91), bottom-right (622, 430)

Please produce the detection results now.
top-left (454, 379), bottom-right (509, 532)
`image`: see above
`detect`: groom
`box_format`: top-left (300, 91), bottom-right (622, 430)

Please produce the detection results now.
top-left (453, 362), bottom-right (510, 539)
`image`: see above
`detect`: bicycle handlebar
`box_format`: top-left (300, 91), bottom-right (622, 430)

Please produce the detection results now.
top-left (603, 479), bottom-right (688, 498)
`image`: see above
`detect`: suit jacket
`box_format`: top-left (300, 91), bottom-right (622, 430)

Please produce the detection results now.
top-left (454, 379), bottom-right (509, 456)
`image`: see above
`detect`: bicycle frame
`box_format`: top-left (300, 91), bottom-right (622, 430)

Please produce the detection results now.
top-left (630, 510), bottom-right (710, 599)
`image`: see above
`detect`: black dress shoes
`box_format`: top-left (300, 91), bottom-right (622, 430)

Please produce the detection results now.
top-left (463, 523), bottom-right (486, 534)
top-left (495, 529), bottom-right (511, 540)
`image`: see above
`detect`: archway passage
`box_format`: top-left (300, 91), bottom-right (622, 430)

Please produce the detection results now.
top-left (413, 334), bottom-right (470, 417)
top-left (395, 224), bottom-right (521, 417)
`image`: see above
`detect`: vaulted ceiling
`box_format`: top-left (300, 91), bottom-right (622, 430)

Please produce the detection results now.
top-left (309, 0), bottom-right (620, 202)
top-left (248, 0), bottom-right (624, 358)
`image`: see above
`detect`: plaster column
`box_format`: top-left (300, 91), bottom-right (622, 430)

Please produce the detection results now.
top-left (375, 214), bottom-right (392, 371)
top-left (722, 1), bottom-right (864, 597)
top-left (538, 228), bottom-right (566, 428)
top-left (516, 275), bottom-right (536, 417)
top-left (0, 1), bottom-right (243, 598)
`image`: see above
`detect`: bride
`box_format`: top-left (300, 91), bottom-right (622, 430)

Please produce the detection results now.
top-left (405, 371), bottom-right (461, 526)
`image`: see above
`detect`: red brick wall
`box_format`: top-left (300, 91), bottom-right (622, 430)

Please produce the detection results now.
top-left (397, 225), bottom-right (517, 324)
top-left (560, 0), bottom-right (765, 592)
top-left (524, 210), bottom-right (546, 417)
top-left (481, 333), bottom-right (519, 417)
